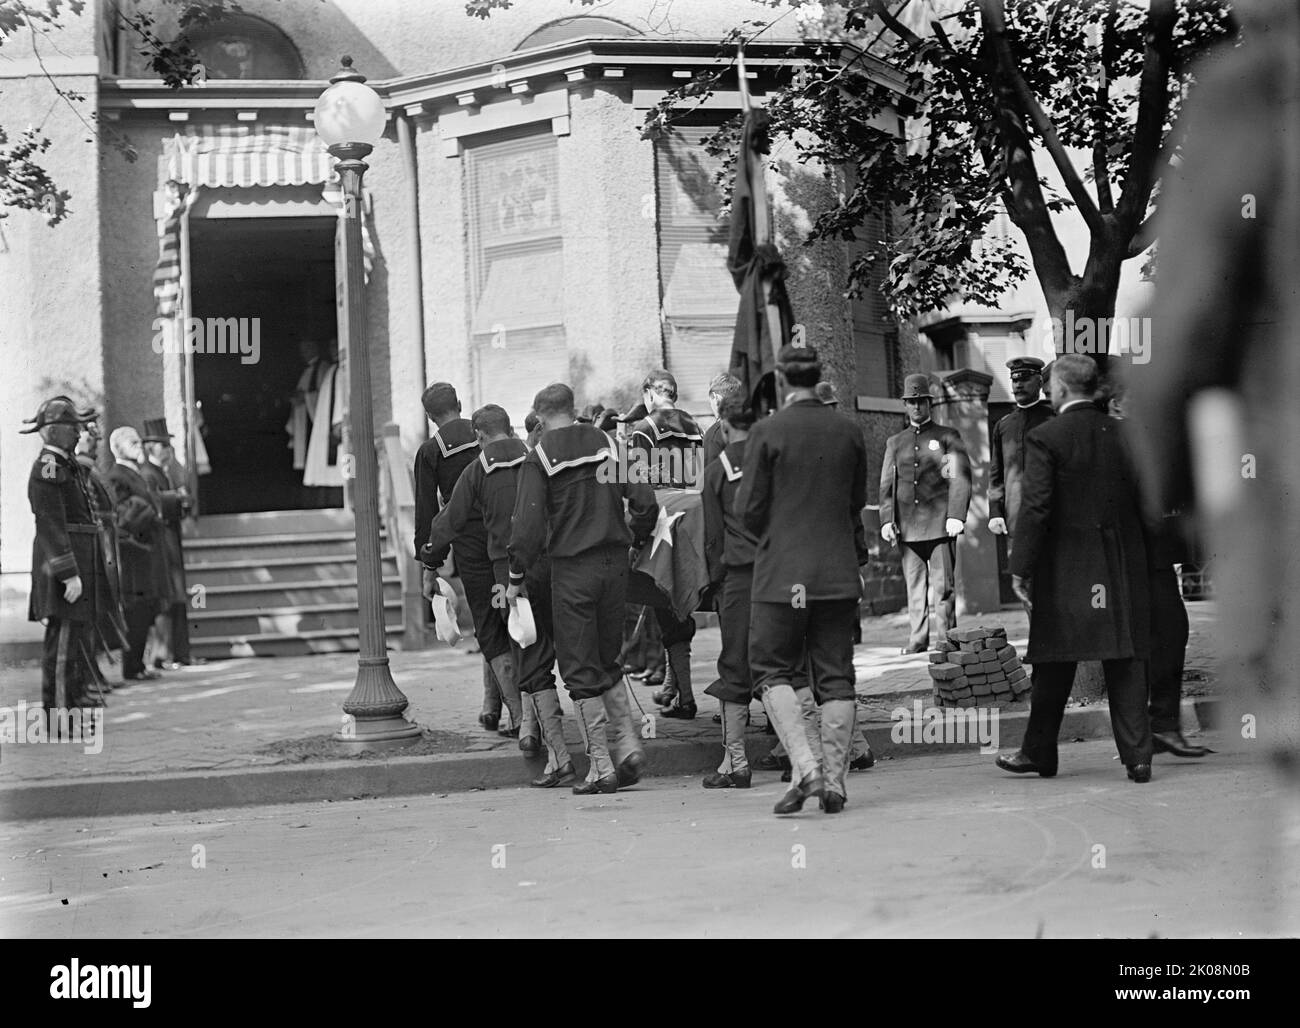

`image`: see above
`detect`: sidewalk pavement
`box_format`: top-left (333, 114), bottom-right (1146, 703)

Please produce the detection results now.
top-left (0, 603), bottom-right (1218, 818)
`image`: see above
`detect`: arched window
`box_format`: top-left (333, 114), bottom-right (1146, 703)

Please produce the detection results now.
top-left (514, 15), bottom-right (642, 51)
top-left (186, 13), bottom-right (305, 80)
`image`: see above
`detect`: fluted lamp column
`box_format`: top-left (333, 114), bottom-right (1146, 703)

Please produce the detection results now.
top-left (315, 56), bottom-right (420, 749)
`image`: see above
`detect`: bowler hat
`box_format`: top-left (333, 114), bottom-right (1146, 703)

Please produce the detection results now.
top-left (20, 395), bottom-right (96, 434)
top-left (900, 374), bottom-right (933, 401)
top-left (141, 417), bottom-right (173, 442)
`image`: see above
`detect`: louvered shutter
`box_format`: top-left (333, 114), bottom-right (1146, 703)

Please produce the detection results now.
top-left (851, 207), bottom-right (899, 398)
top-left (655, 126), bottom-right (734, 417)
top-left (464, 132), bottom-right (568, 427)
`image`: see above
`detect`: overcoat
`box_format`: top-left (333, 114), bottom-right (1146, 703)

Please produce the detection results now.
top-left (1010, 404), bottom-right (1151, 663)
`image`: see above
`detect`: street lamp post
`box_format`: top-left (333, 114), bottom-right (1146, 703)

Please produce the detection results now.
top-left (316, 56), bottom-right (420, 749)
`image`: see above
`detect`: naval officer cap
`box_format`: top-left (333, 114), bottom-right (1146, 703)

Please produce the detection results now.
top-left (1006, 356), bottom-right (1046, 376)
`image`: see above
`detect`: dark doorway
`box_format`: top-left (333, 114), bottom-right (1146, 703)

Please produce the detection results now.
top-left (190, 216), bottom-right (337, 514)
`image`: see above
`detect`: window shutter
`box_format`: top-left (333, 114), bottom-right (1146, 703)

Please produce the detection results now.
top-left (464, 132), bottom-right (565, 426)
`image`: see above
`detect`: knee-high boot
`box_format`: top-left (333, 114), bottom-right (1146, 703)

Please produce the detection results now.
top-left (819, 699), bottom-right (857, 800)
top-left (601, 681), bottom-right (646, 784)
top-left (573, 696), bottom-right (615, 784)
top-left (531, 688), bottom-right (571, 775)
top-left (663, 642), bottom-right (695, 715)
top-left (761, 684), bottom-right (820, 783)
top-left (489, 653), bottom-right (523, 732)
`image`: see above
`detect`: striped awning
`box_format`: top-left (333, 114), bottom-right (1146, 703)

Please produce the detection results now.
top-left (158, 125), bottom-right (334, 189)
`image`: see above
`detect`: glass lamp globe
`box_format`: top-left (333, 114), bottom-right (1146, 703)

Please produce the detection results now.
top-left (314, 74), bottom-right (385, 148)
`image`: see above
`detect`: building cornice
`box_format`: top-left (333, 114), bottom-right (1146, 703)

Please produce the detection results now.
top-left (98, 36), bottom-right (912, 118)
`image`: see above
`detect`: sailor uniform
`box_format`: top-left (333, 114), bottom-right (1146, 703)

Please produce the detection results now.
top-left (509, 423), bottom-right (658, 788)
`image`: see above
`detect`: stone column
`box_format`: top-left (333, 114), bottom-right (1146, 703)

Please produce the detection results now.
top-left (935, 368), bottom-right (999, 616)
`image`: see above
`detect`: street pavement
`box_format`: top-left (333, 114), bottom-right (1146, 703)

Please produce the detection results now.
top-left (0, 604), bottom-right (1218, 784)
top-left (0, 738), bottom-right (1289, 938)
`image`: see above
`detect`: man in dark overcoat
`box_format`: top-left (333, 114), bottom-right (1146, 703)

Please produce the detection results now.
top-left (995, 354), bottom-right (1155, 782)
top-left (106, 426), bottom-right (164, 682)
top-left (23, 397), bottom-right (115, 713)
top-left (988, 357), bottom-right (1055, 551)
top-left (139, 417), bottom-right (192, 668)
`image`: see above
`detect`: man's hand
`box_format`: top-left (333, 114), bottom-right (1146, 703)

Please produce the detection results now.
top-left (505, 582), bottom-right (522, 606)
top-left (420, 568), bottom-right (439, 600)
top-left (1011, 574), bottom-right (1033, 612)
top-left (988, 517), bottom-right (1007, 536)
top-left (945, 518), bottom-right (965, 537)
top-left (881, 522), bottom-right (898, 545)
top-left (63, 575), bottom-right (83, 603)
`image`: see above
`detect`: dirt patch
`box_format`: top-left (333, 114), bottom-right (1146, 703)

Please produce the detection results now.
top-left (256, 728), bottom-right (476, 763)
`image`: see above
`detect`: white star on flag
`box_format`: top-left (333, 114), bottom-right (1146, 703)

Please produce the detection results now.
top-left (649, 507), bottom-right (685, 558)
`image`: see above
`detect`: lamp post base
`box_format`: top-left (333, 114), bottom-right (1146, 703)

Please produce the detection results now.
top-left (337, 657), bottom-right (423, 750)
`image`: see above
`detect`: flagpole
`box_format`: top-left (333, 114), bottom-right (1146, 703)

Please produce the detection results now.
top-left (737, 45), bottom-right (788, 409)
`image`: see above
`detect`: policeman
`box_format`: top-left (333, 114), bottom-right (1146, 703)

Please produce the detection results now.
top-left (23, 397), bottom-right (113, 714)
top-left (426, 404), bottom-right (572, 786)
top-left (627, 369), bottom-right (704, 718)
top-left (414, 383), bottom-right (514, 735)
top-left (74, 418), bottom-right (127, 667)
top-left (879, 374), bottom-right (972, 654)
top-left (700, 394), bottom-right (759, 788)
top-left (738, 346), bottom-right (870, 815)
top-left (508, 383), bottom-right (659, 795)
top-left (989, 357), bottom-right (1055, 550)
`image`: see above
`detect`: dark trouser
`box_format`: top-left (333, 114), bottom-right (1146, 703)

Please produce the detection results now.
top-left (900, 537), bottom-right (956, 649)
top-left (550, 544), bottom-right (628, 701)
top-left (749, 598), bottom-right (857, 702)
top-left (705, 564), bottom-right (753, 704)
top-left (169, 602), bottom-right (192, 663)
top-left (42, 617), bottom-right (95, 708)
top-left (654, 606), bottom-right (697, 647)
top-left (122, 597), bottom-right (155, 678)
top-left (492, 558), bottom-right (557, 695)
top-left (459, 559), bottom-right (511, 664)
top-left (1022, 659), bottom-right (1153, 768)
top-left (1148, 568), bottom-right (1189, 734)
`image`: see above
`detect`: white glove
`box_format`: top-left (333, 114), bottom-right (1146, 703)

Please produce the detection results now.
top-left (881, 522), bottom-right (898, 545)
top-left (988, 517), bottom-right (1007, 536)
top-left (945, 518), bottom-right (965, 537)
top-left (63, 575), bottom-right (83, 602)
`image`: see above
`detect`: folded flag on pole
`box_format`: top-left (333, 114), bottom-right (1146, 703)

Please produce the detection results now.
top-left (727, 105), bottom-right (794, 409)
top-left (632, 488), bottom-right (709, 622)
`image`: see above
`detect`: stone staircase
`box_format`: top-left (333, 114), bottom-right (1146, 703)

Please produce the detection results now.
top-left (183, 509), bottom-right (404, 659)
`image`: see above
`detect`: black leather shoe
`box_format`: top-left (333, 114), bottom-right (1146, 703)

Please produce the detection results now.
top-left (662, 702), bottom-right (697, 720)
top-left (616, 751), bottom-right (645, 787)
top-left (899, 644), bottom-right (927, 655)
top-left (531, 764), bottom-right (576, 788)
top-left (572, 775), bottom-right (618, 795)
top-left (702, 770), bottom-right (752, 789)
top-left (774, 772), bottom-right (824, 814)
top-left (752, 752), bottom-right (790, 773)
top-left (519, 736), bottom-right (540, 756)
top-left (1152, 731), bottom-right (1210, 758)
top-left (651, 687), bottom-right (677, 706)
top-left (995, 750), bottom-right (1057, 778)
top-left (1126, 763), bottom-right (1152, 783)
top-left (477, 712), bottom-right (500, 732)
top-left (820, 792), bottom-right (846, 814)
top-left (849, 748), bottom-right (875, 771)
top-left (498, 724), bottom-right (520, 738)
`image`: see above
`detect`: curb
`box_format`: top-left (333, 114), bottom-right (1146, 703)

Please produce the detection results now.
top-left (0, 699), bottom-right (1218, 821)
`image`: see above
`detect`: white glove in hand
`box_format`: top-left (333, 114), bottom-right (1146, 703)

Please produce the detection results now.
top-left (881, 522), bottom-right (898, 545)
top-left (63, 575), bottom-right (83, 602)
top-left (988, 517), bottom-right (1007, 536)
top-left (945, 518), bottom-right (965, 537)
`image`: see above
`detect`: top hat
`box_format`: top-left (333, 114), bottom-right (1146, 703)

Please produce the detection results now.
top-left (900, 374), bottom-right (933, 401)
top-left (20, 395), bottom-right (96, 434)
top-left (814, 381), bottom-right (839, 406)
top-left (1006, 356), bottom-right (1046, 376)
top-left (141, 417), bottom-right (174, 443)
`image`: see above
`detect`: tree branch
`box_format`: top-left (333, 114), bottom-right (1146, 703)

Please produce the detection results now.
top-left (1092, 0), bottom-right (1117, 213)
top-left (980, 0), bottom-right (1105, 237)
top-left (1116, 0), bottom-right (1176, 226)
top-left (1125, 211), bottom-right (1157, 258)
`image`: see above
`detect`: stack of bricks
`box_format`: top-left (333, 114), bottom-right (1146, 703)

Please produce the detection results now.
top-left (928, 627), bottom-right (1030, 708)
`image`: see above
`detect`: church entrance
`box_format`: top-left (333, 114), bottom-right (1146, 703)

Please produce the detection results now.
top-left (189, 215), bottom-right (340, 514)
